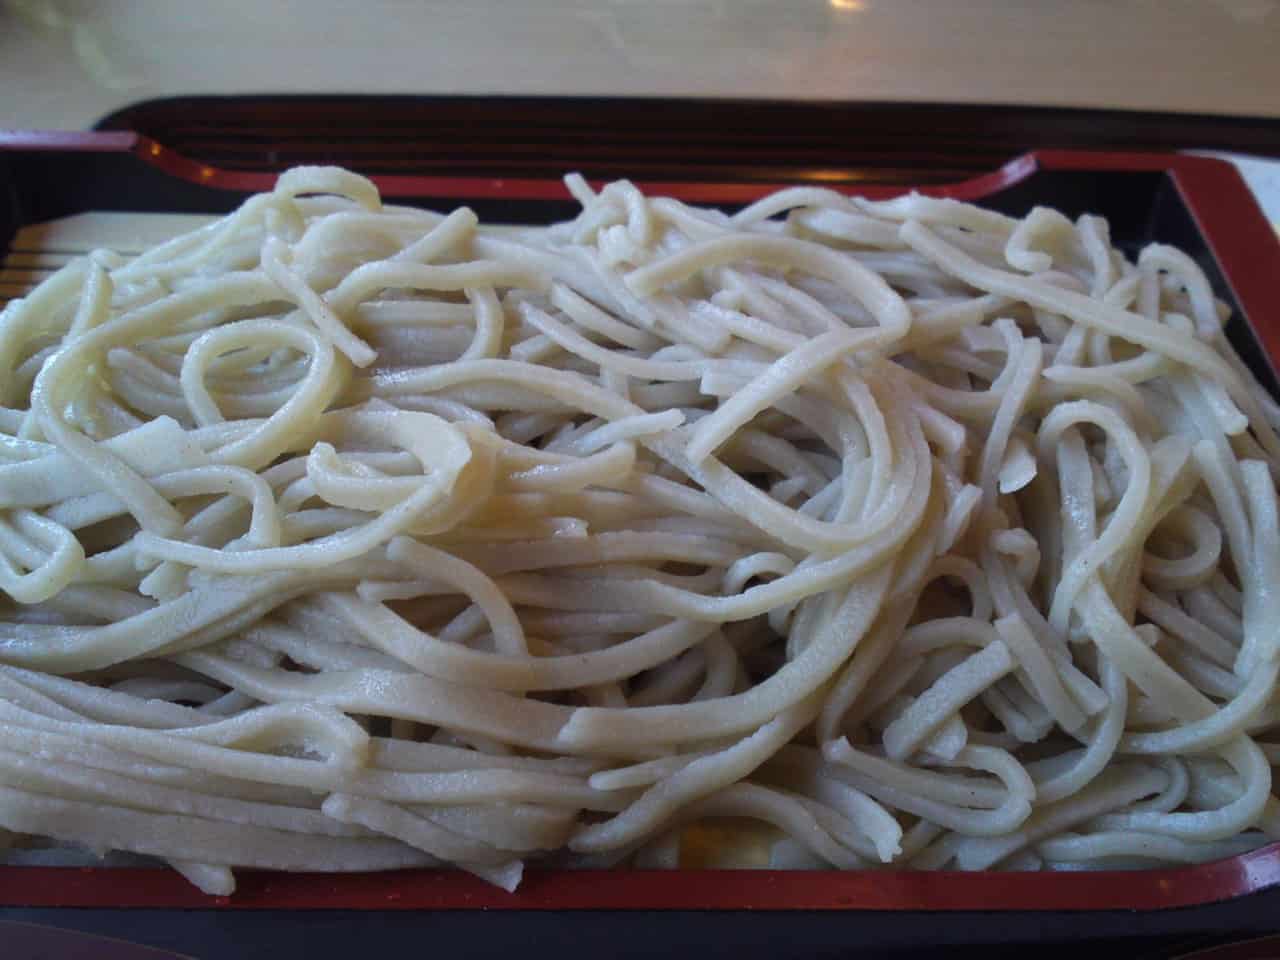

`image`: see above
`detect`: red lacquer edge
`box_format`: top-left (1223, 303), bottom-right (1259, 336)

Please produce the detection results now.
top-left (1, 849), bottom-right (1278, 912)
top-left (1166, 155), bottom-right (1280, 384)
top-left (2, 132), bottom-right (1280, 912)
top-left (0, 129), bottom-right (1034, 203)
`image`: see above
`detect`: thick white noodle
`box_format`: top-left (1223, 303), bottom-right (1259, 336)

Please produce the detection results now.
top-left (0, 168), bottom-right (1277, 894)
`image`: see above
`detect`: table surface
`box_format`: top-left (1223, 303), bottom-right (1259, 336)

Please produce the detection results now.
top-left (1, 0), bottom-right (1279, 132)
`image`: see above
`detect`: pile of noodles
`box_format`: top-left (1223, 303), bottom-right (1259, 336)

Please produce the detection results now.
top-left (0, 166), bottom-right (1278, 894)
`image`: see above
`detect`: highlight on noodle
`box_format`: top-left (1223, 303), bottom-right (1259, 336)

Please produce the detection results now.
top-left (0, 166), bottom-right (1278, 895)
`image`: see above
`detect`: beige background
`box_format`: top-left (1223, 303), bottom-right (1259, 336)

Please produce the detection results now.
top-left (1, 0), bottom-right (1278, 131)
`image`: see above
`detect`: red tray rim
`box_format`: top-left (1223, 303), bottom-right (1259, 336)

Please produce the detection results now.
top-left (0, 128), bottom-right (1255, 201)
top-left (2, 132), bottom-right (1280, 912)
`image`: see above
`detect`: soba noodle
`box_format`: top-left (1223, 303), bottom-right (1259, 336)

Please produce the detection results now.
top-left (1, 166), bottom-right (1278, 893)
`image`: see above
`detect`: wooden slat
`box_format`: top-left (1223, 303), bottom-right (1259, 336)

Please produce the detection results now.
top-left (10, 212), bottom-right (218, 256)
top-left (1, 252), bottom-right (76, 269)
top-left (0, 212), bottom-right (220, 303)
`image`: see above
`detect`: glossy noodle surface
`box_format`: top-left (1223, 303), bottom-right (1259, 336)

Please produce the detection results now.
top-left (1, 167), bottom-right (1278, 893)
